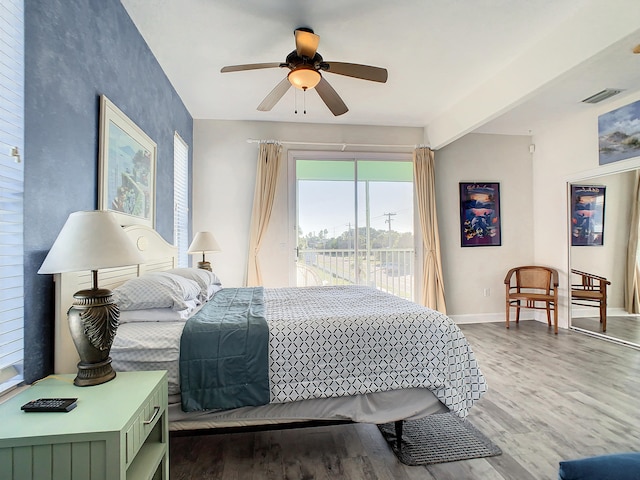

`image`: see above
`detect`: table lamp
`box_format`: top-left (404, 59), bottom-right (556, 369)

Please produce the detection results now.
top-left (187, 231), bottom-right (221, 271)
top-left (38, 211), bottom-right (144, 386)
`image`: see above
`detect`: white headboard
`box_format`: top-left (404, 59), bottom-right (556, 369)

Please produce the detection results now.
top-left (53, 225), bottom-right (178, 374)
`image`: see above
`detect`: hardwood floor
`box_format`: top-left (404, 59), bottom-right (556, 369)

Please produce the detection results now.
top-left (572, 314), bottom-right (640, 345)
top-left (169, 321), bottom-right (640, 479)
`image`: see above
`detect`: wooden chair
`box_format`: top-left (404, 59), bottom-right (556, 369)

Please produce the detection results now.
top-left (504, 266), bottom-right (559, 334)
top-left (570, 269), bottom-right (610, 332)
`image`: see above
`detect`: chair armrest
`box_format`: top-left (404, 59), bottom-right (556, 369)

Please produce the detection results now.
top-left (571, 269), bottom-right (611, 286)
top-left (504, 268), bottom-right (518, 284)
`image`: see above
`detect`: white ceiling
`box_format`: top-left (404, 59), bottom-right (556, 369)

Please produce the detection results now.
top-left (121, 0), bottom-right (640, 148)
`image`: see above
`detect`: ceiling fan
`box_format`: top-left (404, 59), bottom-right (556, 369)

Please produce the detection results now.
top-left (220, 28), bottom-right (388, 116)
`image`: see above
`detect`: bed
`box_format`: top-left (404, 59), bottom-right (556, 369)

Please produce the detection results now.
top-left (53, 225), bottom-right (487, 433)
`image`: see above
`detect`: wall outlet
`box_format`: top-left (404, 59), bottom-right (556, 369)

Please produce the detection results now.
top-left (483, 288), bottom-right (491, 297)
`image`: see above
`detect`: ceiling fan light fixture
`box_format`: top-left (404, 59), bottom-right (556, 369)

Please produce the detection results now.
top-left (288, 66), bottom-right (321, 90)
top-left (221, 27), bottom-right (386, 115)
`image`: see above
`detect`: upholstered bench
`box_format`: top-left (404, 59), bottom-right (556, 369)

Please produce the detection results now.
top-left (559, 453), bottom-right (640, 480)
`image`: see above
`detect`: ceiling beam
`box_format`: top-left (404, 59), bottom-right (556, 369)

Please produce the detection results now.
top-left (427, 0), bottom-right (640, 149)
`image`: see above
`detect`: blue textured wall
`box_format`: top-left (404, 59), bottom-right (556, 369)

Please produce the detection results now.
top-left (24, 0), bottom-right (193, 382)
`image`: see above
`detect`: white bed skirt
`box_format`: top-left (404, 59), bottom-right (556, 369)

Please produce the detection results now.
top-left (168, 387), bottom-right (447, 431)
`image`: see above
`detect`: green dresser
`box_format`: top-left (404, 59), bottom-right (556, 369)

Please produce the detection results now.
top-left (0, 370), bottom-right (168, 480)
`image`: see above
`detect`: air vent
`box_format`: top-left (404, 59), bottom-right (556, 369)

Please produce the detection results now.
top-left (581, 89), bottom-right (624, 104)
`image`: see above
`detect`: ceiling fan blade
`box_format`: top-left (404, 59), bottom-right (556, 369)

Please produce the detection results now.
top-left (257, 77), bottom-right (292, 111)
top-left (295, 29), bottom-right (320, 58)
top-left (323, 62), bottom-right (388, 83)
top-left (315, 77), bottom-right (348, 116)
top-left (221, 62), bottom-right (281, 73)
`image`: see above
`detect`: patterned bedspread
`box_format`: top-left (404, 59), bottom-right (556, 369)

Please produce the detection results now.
top-left (111, 285), bottom-right (487, 417)
top-left (265, 285), bottom-right (487, 418)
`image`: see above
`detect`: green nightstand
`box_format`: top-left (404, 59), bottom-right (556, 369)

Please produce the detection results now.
top-left (0, 370), bottom-right (168, 480)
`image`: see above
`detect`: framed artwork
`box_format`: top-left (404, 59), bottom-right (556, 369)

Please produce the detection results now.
top-left (598, 99), bottom-right (640, 165)
top-left (459, 182), bottom-right (501, 247)
top-left (98, 95), bottom-right (156, 227)
top-left (570, 185), bottom-right (605, 246)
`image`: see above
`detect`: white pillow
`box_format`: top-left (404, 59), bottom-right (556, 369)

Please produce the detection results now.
top-left (147, 272), bottom-right (202, 300)
top-left (167, 268), bottom-right (222, 301)
top-left (113, 272), bottom-right (201, 311)
top-left (118, 299), bottom-right (200, 323)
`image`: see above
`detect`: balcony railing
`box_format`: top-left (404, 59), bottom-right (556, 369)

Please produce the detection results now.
top-left (297, 248), bottom-right (415, 301)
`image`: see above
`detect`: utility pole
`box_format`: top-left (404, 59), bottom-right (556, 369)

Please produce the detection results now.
top-left (384, 212), bottom-right (396, 248)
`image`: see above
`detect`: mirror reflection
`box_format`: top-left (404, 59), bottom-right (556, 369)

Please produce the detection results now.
top-left (569, 169), bottom-right (640, 346)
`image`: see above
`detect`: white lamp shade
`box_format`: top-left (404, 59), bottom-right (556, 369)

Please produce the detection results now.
top-left (38, 210), bottom-right (145, 274)
top-left (187, 231), bottom-right (221, 254)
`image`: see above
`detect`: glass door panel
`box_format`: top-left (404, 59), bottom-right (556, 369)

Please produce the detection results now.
top-left (356, 161), bottom-right (414, 300)
top-left (296, 160), bottom-right (356, 287)
top-left (296, 158), bottom-right (415, 300)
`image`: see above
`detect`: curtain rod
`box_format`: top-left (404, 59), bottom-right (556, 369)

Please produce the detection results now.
top-left (246, 138), bottom-right (430, 151)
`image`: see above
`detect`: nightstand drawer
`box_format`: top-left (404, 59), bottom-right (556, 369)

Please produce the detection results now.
top-left (125, 376), bottom-right (167, 466)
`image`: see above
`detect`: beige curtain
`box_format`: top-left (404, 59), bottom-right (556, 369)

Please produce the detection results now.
top-left (246, 142), bottom-right (283, 286)
top-left (625, 170), bottom-right (640, 313)
top-left (413, 147), bottom-right (447, 313)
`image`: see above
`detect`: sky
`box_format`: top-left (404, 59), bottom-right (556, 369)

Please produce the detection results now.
top-left (297, 180), bottom-right (414, 238)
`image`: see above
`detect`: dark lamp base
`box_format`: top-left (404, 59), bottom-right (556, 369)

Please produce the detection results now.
top-left (197, 261), bottom-right (212, 271)
top-left (74, 358), bottom-right (116, 386)
top-left (68, 285), bottom-right (119, 387)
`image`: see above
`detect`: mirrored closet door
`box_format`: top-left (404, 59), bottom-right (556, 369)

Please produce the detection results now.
top-left (568, 164), bottom-right (640, 347)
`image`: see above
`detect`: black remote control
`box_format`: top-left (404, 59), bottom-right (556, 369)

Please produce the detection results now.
top-left (21, 398), bottom-right (78, 412)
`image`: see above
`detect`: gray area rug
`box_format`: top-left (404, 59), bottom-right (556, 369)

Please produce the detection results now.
top-left (377, 413), bottom-right (502, 466)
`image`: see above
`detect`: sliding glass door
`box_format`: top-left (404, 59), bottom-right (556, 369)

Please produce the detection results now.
top-left (294, 154), bottom-right (415, 300)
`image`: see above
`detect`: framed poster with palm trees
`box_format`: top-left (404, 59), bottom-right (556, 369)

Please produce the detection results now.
top-left (459, 182), bottom-right (501, 247)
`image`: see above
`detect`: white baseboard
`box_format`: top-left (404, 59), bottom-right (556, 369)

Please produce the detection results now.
top-left (571, 307), bottom-right (627, 318)
top-left (449, 311), bottom-right (536, 324)
top-left (451, 307), bottom-right (632, 325)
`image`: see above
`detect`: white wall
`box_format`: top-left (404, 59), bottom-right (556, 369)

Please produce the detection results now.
top-left (193, 120), bottom-right (424, 287)
top-left (193, 119), bottom-right (536, 322)
top-left (436, 133), bottom-right (534, 320)
top-left (193, 92), bottom-right (640, 330)
top-left (193, 108), bottom-right (640, 328)
top-left (532, 91), bottom-right (640, 329)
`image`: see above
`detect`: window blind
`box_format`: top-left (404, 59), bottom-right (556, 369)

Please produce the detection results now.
top-left (0, 0), bottom-right (24, 393)
top-left (174, 132), bottom-right (189, 267)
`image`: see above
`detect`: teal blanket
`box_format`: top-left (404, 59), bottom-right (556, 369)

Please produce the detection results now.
top-left (179, 287), bottom-right (270, 411)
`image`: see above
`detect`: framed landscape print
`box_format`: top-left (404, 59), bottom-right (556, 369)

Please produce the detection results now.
top-left (598, 99), bottom-right (640, 165)
top-left (459, 182), bottom-right (501, 247)
top-left (570, 185), bottom-right (605, 246)
top-left (98, 95), bottom-right (157, 227)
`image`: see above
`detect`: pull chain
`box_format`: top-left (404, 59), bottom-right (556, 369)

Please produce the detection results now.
top-left (303, 87), bottom-right (307, 114)
top-left (294, 88), bottom-right (309, 115)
